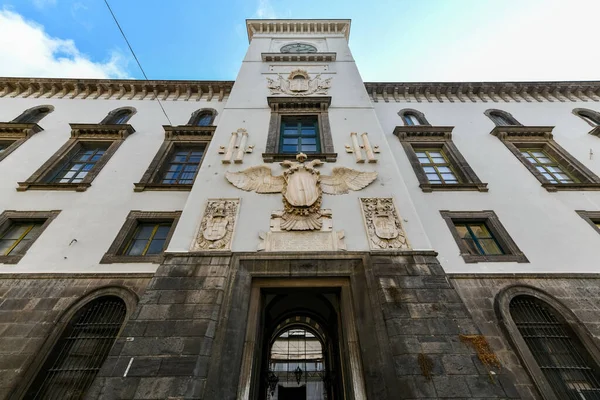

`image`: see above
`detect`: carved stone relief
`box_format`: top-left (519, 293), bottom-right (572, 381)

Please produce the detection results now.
top-left (360, 198), bottom-right (410, 250)
top-left (345, 132), bottom-right (380, 163)
top-left (218, 128), bottom-right (254, 164)
top-left (267, 69), bottom-right (332, 96)
top-left (193, 199), bottom-right (240, 251)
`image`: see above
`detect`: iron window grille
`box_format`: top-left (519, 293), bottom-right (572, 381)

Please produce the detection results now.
top-left (414, 148), bottom-right (459, 184)
top-left (23, 296), bottom-right (126, 400)
top-left (510, 296), bottom-right (600, 400)
top-left (279, 116), bottom-right (321, 154)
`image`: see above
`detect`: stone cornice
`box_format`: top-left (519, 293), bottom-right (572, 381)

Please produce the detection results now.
top-left (163, 125), bottom-right (216, 141)
top-left (262, 52), bottom-right (336, 62)
top-left (365, 81), bottom-right (600, 103)
top-left (0, 78), bottom-right (234, 102)
top-left (490, 126), bottom-right (554, 141)
top-left (246, 19), bottom-right (351, 42)
top-left (0, 122), bottom-right (43, 138)
top-left (267, 96), bottom-right (331, 111)
top-left (69, 123), bottom-right (135, 140)
top-left (393, 125), bottom-right (454, 140)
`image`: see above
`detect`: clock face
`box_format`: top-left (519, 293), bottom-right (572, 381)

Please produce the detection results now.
top-left (280, 43), bottom-right (317, 54)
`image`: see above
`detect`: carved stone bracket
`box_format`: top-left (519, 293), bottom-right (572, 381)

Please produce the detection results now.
top-left (345, 132), bottom-right (380, 163)
top-left (360, 198), bottom-right (410, 250)
top-left (219, 128), bottom-right (254, 164)
top-left (192, 198), bottom-right (240, 251)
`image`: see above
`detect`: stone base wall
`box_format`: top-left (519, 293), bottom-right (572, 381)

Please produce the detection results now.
top-left (450, 275), bottom-right (600, 400)
top-left (87, 255), bottom-right (230, 400)
top-left (0, 274), bottom-right (151, 400)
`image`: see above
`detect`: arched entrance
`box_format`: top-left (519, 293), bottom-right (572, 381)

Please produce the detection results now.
top-left (258, 290), bottom-right (343, 400)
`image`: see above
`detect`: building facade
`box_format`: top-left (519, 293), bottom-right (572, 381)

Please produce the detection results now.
top-left (0, 18), bottom-right (600, 400)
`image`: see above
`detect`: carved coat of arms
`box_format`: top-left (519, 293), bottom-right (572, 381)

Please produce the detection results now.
top-left (225, 153), bottom-right (377, 231)
top-left (267, 69), bottom-right (332, 96)
top-left (195, 199), bottom-right (239, 250)
top-left (360, 198), bottom-right (409, 250)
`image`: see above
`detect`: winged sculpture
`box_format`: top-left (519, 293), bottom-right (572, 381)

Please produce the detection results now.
top-left (225, 153), bottom-right (377, 231)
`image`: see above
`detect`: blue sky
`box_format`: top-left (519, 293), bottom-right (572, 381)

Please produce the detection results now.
top-left (1, 0), bottom-right (599, 82)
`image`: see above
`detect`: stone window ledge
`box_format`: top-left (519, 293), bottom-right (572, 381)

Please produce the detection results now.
top-left (16, 182), bottom-right (91, 192)
top-left (420, 183), bottom-right (488, 193)
top-left (459, 253), bottom-right (529, 264)
top-left (133, 183), bottom-right (192, 192)
top-left (543, 183), bottom-right (600, 192)
top-left (262, 152), bottom-right (337, 163)
top-left (99, 254), bottom-right (165, 264)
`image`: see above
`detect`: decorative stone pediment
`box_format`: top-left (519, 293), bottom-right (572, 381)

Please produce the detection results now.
top-left (490, 126), bottom-right (554, 141)
top-left (267, 96), bottom-right (330, 112)
top-left (163, 125), bottom-right (215, 141)
top-left (393, 126), bottom-right (453, 141)
top-left (0, 122), bottom-right (42, 138)
top-left (69, 123), bottom-right (135, 140)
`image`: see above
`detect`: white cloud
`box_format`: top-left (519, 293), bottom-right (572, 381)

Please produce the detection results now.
top-left (255, 0), bottom-right (277, 19)
top-left (32, 0), bottom-right (56, 9)
top-left (0, 9), bottom-right (129, 79)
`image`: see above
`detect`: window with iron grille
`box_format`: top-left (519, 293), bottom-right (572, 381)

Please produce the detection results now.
top-left (279, 116), bottom-right (320, 154)
top-left (510, 296), bottom-right (600, 400)
top-left (440, 210), bottom-right (528, 263)
top-left (159, 146), bottom-right (204, 185)
top-left (101, 211), bottom-right (181, 263)
top-left (46, 144), bottom-right (109, 184)
top-left (23, 296), bottom-right (126, 400)
top-left (414, 149), bottom-right (459, 184)
top-left (520, 149), bottom-right (576, 184)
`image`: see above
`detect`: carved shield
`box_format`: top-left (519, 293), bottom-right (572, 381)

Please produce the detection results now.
top-left (374, 215), bottom-right (399, 240)
top-left (284, 168), bottom-right (320, 207)
top-left (203, 216), bottom-right (229, 241)
top-left (290, 78), bottom-right (309, 92)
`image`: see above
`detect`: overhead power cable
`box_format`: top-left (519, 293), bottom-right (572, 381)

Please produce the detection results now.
top-left (103, 0), bottom-right (173, 125)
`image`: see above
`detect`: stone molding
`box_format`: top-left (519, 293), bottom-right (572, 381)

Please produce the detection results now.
top-left (365, 81), bottom-right (600, 103)
top-left (192, 199), bottom-right (240, 251)
top-left (359, 198), bottom-right (409, 250)
top-left (246, 19), bottom-right (351, 42)
top-left (69, 123), bottom-right (135, 140)
top-left (490, 125), bottom-right (553, 141)
top-left (0, 123), bottom-right (44, 163)
top-left (262, 52), bottom-right (336, 62)
top-left (393, 125), bottom-right (453, 140)
top-left (0, 78), bottom-right (233, 101)
top-left (163, 125), bottom-right (215, 140)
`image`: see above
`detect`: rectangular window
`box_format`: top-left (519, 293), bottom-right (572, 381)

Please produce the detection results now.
top-left (160, 146), bottom-right (204, 185)
top-left (453, 222), bottom-right (504, 256)
top-left (122, 222), bottom-right (172, 256)
top-left (0, 222), bottom-right (44, 256)
top-left (100, 211), bottom-right (181, 263)
top-left (520, 149), bottom-right (576, 184)
top-left (0, 211), bottom-right (60, 264)
top-left (279, 116), bottom-right (320, 154)
top-left (440, 210), bottom-right (528, 263)
top-left (414, 149), bottom-right (459, 184)
top-left (47, 144), bottom-right (109, 184)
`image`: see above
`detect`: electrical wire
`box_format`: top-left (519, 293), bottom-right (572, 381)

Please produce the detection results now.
top-left (103, 0), bottom-right (173, 125)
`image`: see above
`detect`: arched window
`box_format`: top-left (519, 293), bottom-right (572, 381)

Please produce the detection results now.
top-left (12, 105), bottom-right (54, 124)
top-left (573, 108), bottom-right (600, 127)
top-left (188, 108), bottom-right (217, 126)
top-left (101, 107), bottom-right (136, 125)
top-left (24, 296), bottom-right (127, 399)
top-left (398, 109), bottom-right (429, 126)
top-left (498, 288), bottom-right (600, 400)
top-left (485, 109), bottom-right (520, 126)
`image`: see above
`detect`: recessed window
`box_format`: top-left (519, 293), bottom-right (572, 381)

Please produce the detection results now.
top-left (161, 147), bottom-right (203, 184)
top-left (101, 107), bottom-right (136, 125)
top-left (520, 149), bottom-right (576, 184)
top-left (122, 222), bottom-right (172, 256)
top-left (415, 149), bottom-right (459, 184)
top-left (485, 109), bottom-right (520, 126)
top-left (398, 109), bottom-right (429, 126)
top-left (440, 210), bottom-right (528, 263)
top-left (279, 116), bottom-right (320, 154)
top-left (188, 108), bottom-right (217, 126)
top-left (12, 105), bottom-right (54, 124)
top-left (573, 108), bottom-right (600, 127)
top-left (0, 211), bottom-right (60, 264)
top-left (454, 222), bottom-right (504, 256)
top-left (101, 211), bottom-right (181, 263)
top-left (0, 222), bottom-right (45, 257)
top-left (47, 143), bottom-right (109, 184)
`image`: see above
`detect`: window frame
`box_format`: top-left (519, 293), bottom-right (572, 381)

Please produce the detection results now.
top-left (12, 105), bottom-right (55, 125)
top-left (440, 210), bottom-right (528, 263)
top-left (17, 123), bottom-right (134, 192)
top-left (100, 211), bottom-right (181, 264)
top-left (496, 286), bottom-right (600, 400)
top-left (484, 109), bottom-right (521, 127)
top-left (397, 108), bottom-right (429, 126)
top-left (573, 108), bottom-right (600, 137)
top-left (188, 108), bottom-right (217, 126)
top-left (0, 210), bottom-right (60, 264)
top-left (99, 106), bottom-right (136, 125)
top-left (491, 126), bottom-right (600, 191)
top-left (263, 97), bottom-right (336, 162)
top-left (134, 125), bottom-right (213, 192)
top-left (0, 122), bottom-right (44, 163)
top-left (278, 115), bottom-right (321, 154)
top-left (395, 126), bottom-right (488, 192)
top-left (576, 210), bottom-right (600, 235)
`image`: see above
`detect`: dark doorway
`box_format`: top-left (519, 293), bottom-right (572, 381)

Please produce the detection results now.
top-left (278, 385), bottom-right (306, 400)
